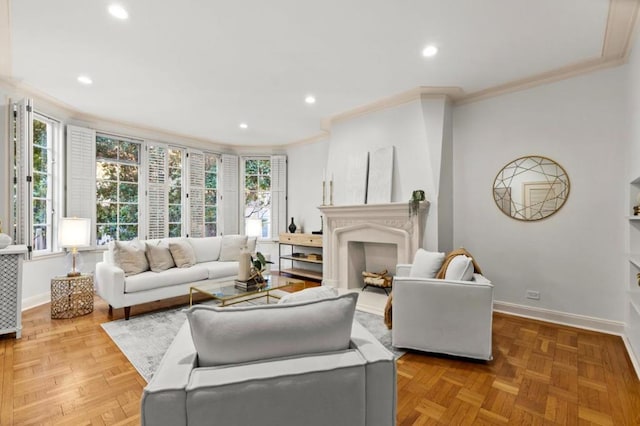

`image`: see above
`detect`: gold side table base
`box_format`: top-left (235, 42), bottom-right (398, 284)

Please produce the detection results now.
top-left (51, 274), bottom-right (94, 319)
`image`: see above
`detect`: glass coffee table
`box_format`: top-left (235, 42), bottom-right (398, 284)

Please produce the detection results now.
top-left (189, 275), bottom-right (306, 307)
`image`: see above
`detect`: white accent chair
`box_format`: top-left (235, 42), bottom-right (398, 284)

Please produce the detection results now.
top-left (391, 264), bottom-right (494, 360)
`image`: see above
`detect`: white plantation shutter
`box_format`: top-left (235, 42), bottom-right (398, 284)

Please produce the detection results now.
top-left (13, 99), bottom-right (33, 247)
top-left (270, 155), bottom-right (287, 238)
top-left (147, 144), bottom-right (168, 239)
top-left (66, 125), bottom-right (97, 249)
top-left (220, 154), bottom-right (239, 235)
top-left (187, 150), bottom-right (205, 237)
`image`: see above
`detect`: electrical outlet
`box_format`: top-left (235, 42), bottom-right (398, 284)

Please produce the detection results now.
top-left (526, 290), bottom-right (540, 300)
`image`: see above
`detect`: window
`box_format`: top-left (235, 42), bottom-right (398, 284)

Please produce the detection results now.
top-left (243, 158), bottom-right (271, 238)
top-left (95, 134), bottom-right (141, 245)
top-left (168, 148), bottom-right (183, 237)
top-left (10, 100), bottom-right (62, 255)
top-left (204, 153), bottom-right (218, 236)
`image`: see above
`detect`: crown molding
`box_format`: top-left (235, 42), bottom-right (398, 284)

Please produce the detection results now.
top-left (603, 0), bottom-right (640, 59)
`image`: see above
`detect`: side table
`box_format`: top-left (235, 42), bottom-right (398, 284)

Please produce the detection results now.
top-left (51, 274), bottom-right (94, 319)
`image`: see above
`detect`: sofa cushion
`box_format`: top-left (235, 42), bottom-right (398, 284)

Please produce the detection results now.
top-left (444, 255), bottom-right (474, 281)
top-left (124, 265), bottom-right (209, 293)
top-left (146, 241), bottom-right (176, 272)
top-left (169, 240), bottom-right (197, 268)
top-left (198, 261), bottom-right (240, 280)
top-left (185, 293), bottom-right (358, 367)
top-left (187, 237), bottom-right (222, 263)
top-left (278, 286), bottom-right (338, 304)
top-left (409, 249), bottom-right (445, 278)
top-left (113, 240), bottom-right (149, 276)
top-left (218, 235), bottom-right (248, 261)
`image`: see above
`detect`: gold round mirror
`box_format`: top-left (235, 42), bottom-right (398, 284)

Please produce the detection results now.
top-left (493, 155), bottom-right (570, 221)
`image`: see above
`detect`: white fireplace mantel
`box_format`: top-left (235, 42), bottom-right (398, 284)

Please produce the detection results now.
top-left (318, 202), bottom-right (428, 289)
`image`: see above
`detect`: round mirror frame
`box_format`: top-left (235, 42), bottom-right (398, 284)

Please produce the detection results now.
top-left (493, 155), bottom-right (570, 222)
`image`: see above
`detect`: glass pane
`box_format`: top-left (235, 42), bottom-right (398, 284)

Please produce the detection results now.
top-left (97, 224), bottom-right (117, 246)
top-left (245, 159), bottom-right (258, 175)
top-left (33, 199), bottom-right (47, 224)
top-left (33, 172), bottom-right (48, 198)
top-left (205, 154), bottom-right (217, 173)
top-left (33, 146), bottom-right (48, 172)
top-left (205, 172), bottom-right (217, 189)
top-left (33, 119), bottom-right (48, 147)
top-left (245, 176), bottom-right (258, 190)
top-left (205, 189), bottom-right (217, 205)
top-left (97, 180), bottom-right (117, 202)
top-left (169, 205), bottom-right (181, 222)
top-left (96, 136), bottom-right (118, 160)
top-left (118, 225), bottom-right (138, 241)
top-left (119, 183), bottom-right (138, 203)
top-left (33, 226), bottom-right (47, 250)
top-left (119, 141), bottom-right (140, 163)
top-left (119, 204), bottom-right (138, 223)
top-left (259, 176), bottom-right (271, 190)
top-left (96, 161), bottom-right (118, 181)
top-left (169, 150), bottom-right (182, 168)
top-left (169, 187), bottom-right (182, 204)
top-left (169, 167), bottom-right (181, 181)
top-left (205, 223), bottom-right (217, 237)
top-left (258, 159), bottom-right (271, 175)
top-left (119, 165), bottom-right (139, 182)
top-left (97, 202), bottom-right (117, 223)
top-left (169, 224), bottom-right (182, 238)
top-left (205, 206), bottom-right (217, 222)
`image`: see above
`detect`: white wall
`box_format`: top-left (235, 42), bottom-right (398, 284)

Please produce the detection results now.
top-left (453, 66), bottom-right (628, 322)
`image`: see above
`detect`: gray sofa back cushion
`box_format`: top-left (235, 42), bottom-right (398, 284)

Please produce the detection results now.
top-left (185, 293), bottom-right (358, 367)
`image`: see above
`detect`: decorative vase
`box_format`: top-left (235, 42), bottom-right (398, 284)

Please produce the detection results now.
top-left (288, 217), bottom-right (297, 233)
top-left (0, 233), bottom-right (11, 250)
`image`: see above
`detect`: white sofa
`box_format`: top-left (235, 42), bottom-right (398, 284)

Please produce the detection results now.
top-left (141, 293), bottom-right (397, 426)
top-left (392, 263), bottom-right (494, 360)
top-left (95, 236), bottom-right (255, 320)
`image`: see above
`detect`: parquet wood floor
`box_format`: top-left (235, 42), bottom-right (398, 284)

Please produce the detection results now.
top-left (1, 286), bottom-right (639, 425)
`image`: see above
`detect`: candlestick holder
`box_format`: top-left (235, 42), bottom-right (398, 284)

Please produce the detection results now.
top-left (322, 180), bottom-right (326, 206)
top-left (329, 180), bottom-right (334, 205)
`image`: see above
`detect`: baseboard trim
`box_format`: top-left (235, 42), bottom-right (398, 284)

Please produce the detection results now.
top-left (621, 333), bottom-right (640, 380)
top-left (22, 292), bottom-right (50, 311)
top-left (493, 301), bottom-right (625, 336)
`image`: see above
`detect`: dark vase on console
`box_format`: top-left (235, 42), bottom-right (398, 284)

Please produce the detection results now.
top-left (288, 218), bottom-right (297, 233)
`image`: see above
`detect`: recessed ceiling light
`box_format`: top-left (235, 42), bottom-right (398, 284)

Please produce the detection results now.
top-left (77, 75), bottom-right (93, 85)
top-left (239, 123), bottom-right (248, 129)
top-left (305, 95), bottom-right (316, 104)
top-left (108, 4), bottom-right (129, 20)
top-left (422, 45), bottom-right (438, 58)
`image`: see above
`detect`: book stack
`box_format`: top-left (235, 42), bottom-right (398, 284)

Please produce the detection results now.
top-left (234, 279), bottom-right (257, 291)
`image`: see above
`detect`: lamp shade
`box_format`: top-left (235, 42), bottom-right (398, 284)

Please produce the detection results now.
top-left (245, 218), bottom-right (262, 237)
top-left (58, 217), bottom-right (91, 248)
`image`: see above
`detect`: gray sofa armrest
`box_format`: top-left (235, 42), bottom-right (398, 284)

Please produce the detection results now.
top-left (141, 321), bottom-right (198, 426)
top-left (350, 321), bottom-right (397, 426)
top-left (395, 264), bottom-right (412, 278)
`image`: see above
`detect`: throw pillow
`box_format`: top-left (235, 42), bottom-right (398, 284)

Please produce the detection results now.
top-left (218, 235), bottom-right (248, 261)
top-left (186, 292), bottom-right (358, 367)
top-left (444, 255), bottom-right (474, 281)
top-left (113, 240), bottom-right (149, 276)
top-left (145, 241), bottom-right (175, 272)
top-left (169, 240), bottom-right (197, 268)
top-left (277, 286), bottom-right (339, 304)
top-left (409, 249), bottom-right (445, 278)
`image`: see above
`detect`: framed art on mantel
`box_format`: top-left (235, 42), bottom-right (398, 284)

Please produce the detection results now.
top-left (367, 146), bottom-right (394, 204)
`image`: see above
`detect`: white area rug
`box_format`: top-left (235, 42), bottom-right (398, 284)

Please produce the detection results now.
top-left (101, 297), bottom-right (403, 382)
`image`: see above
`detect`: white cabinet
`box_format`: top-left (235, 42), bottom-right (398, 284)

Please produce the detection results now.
top-left (0, 245), bottom-right (27, 338)
top-left (627, 178), bottom-right (640, 371)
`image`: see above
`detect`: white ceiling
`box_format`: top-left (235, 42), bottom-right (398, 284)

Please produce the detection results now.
top-left (8, 0), bottom-right (618, 146)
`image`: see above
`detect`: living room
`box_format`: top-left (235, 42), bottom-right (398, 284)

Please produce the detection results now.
top-left (1, 0), bottom-right (640, 424)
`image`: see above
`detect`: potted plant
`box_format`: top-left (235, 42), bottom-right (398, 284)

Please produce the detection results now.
top-left (409, 190), bottom-right (426, 217)
top-left (250, 252), bottom-right (273, 284)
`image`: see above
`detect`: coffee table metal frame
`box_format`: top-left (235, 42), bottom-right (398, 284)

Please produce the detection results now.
top-left (189, 275), bottom-right (305, 307)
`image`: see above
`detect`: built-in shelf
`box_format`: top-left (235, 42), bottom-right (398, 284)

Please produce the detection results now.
top-left (630, 291), bottom-right (640, 315)
top-left (629, 217), bottom-right (640, 221)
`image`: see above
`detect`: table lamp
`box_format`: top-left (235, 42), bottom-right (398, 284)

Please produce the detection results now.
top-left (245, 218), bottom-right (262, 238)
top-left (58, 217), bottom-right (91, 277)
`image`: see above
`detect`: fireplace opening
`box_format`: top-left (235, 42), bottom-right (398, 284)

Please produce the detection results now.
top-left (347, 241), bottom-right (398, 290)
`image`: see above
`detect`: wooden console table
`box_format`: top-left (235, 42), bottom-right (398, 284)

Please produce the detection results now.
top-left (278, 233), bottom-right (323, 281)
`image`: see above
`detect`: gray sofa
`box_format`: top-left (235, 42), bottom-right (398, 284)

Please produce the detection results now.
top-left (95, 235), bottom-right (255, 319)
top-left (141, 293), bottom-right (397, 426)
